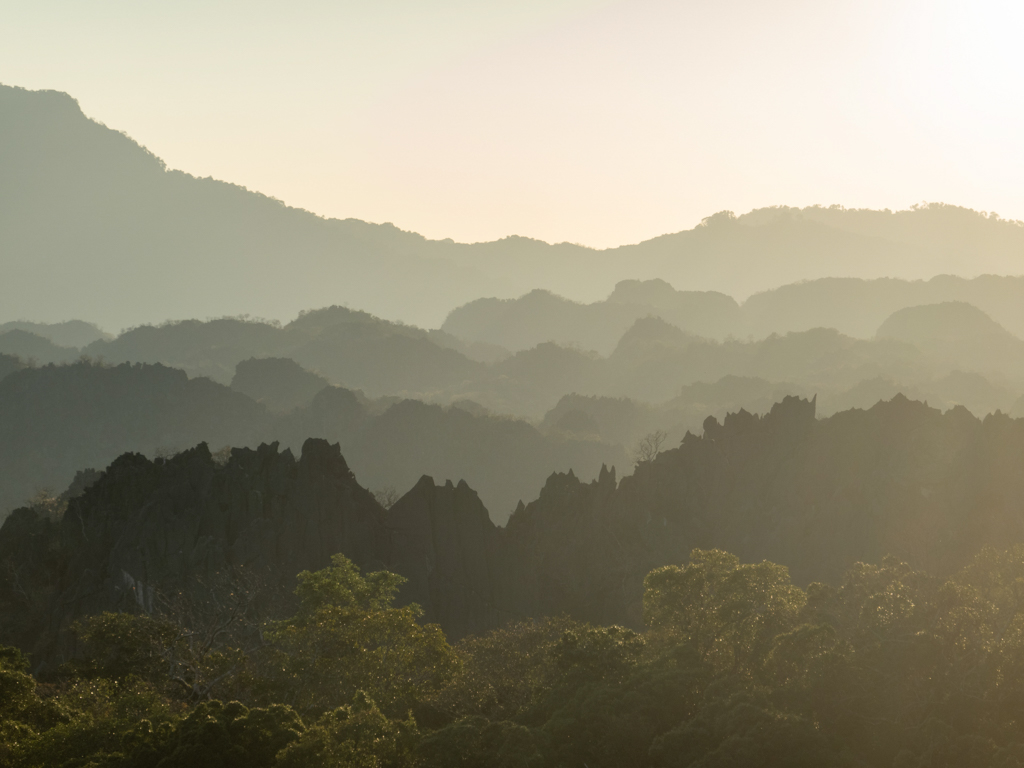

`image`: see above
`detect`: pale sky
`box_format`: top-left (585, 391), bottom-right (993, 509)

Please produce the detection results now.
top-left (3, 0), bottom-right (1023, 248)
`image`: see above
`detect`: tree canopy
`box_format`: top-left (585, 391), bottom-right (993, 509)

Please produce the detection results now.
top-left (9, 548), bottom-right (1024, 766)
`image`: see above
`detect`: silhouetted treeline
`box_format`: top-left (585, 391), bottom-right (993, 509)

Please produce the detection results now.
top-left (0, 353), bottom-right (23, 382)
top-left (78, 305), bottom-right (491, 386)
top-left (3, 310), bottom-right (1023, 525)
top-left (0, 329), bottom-right (80, 365)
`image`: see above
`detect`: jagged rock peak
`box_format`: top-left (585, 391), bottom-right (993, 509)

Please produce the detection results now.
top-left (702, 414), bottom-right (724, 440)
top-left (701, 396), bottom-right (816, 441)
top-left (537, 469), bottom-right (584, 503)
top-left (299, 437), bottom-right (352, 476)
top-left (598, 463), bottom-right (617, 488)
top-left (765, 394), bottom-right (816, 427)
top-left (723, 407), bottom-right (758, 435)
top-left (384, 474), bottom-right (514, 638)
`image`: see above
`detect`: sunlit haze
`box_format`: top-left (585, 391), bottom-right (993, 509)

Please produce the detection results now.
top-left (9, 4), bottom-right (1024, 764)
top-left (5, 0), bottom-right (1023, 247)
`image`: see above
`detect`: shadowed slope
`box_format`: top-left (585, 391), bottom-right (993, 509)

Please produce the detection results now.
top-left (0, 440), bottom-right (516, 661)
top-left (0, 361), bottom-right (268, 515)
top-left (5, 395), bottom-right (1024, 658)
top-left (504, 395), bottom-right (1024, 627)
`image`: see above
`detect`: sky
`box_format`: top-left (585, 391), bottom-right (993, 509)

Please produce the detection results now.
top-left (3, 0), bottom-right (1024, 248)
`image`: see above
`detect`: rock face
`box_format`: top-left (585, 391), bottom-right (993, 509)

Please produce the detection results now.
top-left (55, 440), bottom-right (386, 618)
top-left (383, 477), bottom-right (522, 639)
top-left (503, 396), bottom-right (822, 629)
top-left (0, 439), bottom-right (513, 663)
top-left (504, 394), bottom-right (1024, 628)
top-left (4, 394), bottom-right (1024, 663)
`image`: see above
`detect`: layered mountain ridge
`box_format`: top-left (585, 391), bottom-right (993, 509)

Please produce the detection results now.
top-left (4, 82), bottom-right (1024, 332)
top-left (4, 292), bottom-right (1024, 524)
top-left (443, 276), bottom-right (1024, 354)
top-left (0, 358), bottom-right (621, 523)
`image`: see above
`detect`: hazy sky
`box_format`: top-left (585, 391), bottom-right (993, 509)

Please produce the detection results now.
top-left (3, 0), bottom-right (1023, 248)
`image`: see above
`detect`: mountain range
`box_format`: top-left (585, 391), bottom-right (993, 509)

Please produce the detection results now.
top-left (444, 276), bottom-right (1024, 353)
top-left (3, 293), bottom-right (1024, 527)
top-left (3, 82), bottom-right (1024, 333)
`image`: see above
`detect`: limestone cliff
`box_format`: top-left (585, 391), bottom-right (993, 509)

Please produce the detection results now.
top-left (504, 394), bottom-right (1024, 628)
top-left (0, 438), bottom-right (512, 664)
top-left (4, 394), bottom-right (1024, 663)
top-left (383, 476), bottom-right (523, 638)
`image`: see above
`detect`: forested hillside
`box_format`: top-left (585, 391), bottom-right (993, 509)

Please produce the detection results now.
top-left (444, 275), bottom-right (1024, 353)
top-left (7, 292), bottom-right (1021, 423)
top-left (5, 82), bottom-right (1024, 331)
top-left (7, 0), bottom-right (1024, 758)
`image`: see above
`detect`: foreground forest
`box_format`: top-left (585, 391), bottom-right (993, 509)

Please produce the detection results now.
top-left (7, 546), bottom-right (1024, 767)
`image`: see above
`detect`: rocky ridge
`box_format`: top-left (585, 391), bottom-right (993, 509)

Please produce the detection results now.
top-left (0, 439), bottom-right (515, 665)
top-left (3, 394), bottom-right (1024, 665)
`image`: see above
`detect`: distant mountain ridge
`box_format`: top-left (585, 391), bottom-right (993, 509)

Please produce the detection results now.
top-left (4, 293), bottom-right (1020, 428)
top-left (0, 320), bottom-right (108, 348)
top-left (3, 82), bottom-right (1023, 331)
top-left (0, 358), bottom-right (622, 523)
top-left (443, 275), bottom-right (1024, 354)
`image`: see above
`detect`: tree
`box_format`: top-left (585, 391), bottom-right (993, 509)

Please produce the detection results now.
top-left (550, 624), bottom-right (645, 682)
top-left (431, 617), bottom-right (580, 722)
top-left (632, 430), bottom-right (667, 465)
top-left (8, 676), bottom-right (178, 768)
top-left (72, 612), bottom-right (178, 686)
top-left (73, 587), bottom-right (257, 703)
top-left (154, 700), bottom-right (304, 768)
top-left (276, 693), bottom-right (418, 768)
top-left (649, 687), bottom-right (844, 768)
top-left (263, 554), bottom-right (458, 717)
top-left (643, 550), bottom-right (805, 673)
top-left (0, 645), bottom-right (67, 764)
top-left (416, 717), bottom-right (544, 768)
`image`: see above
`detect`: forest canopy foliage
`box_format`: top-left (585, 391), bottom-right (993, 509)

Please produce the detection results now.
top-left (9, 547), bottom-right (1024, 767)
